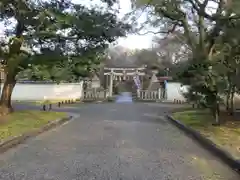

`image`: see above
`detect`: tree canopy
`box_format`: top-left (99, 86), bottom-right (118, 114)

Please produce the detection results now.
top-left (130, 0), bottom-right (240, 124)
top-left (0, 0), bottom-right (130, 114)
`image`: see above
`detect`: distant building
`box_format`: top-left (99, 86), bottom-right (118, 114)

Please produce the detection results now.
top-left (82, 73), bottom-right (101, 90)
top-left (147, 73), bottom-right (161, 91)
top-left (90, 74), bottom-right (101, 88)
top-left (147, 69), bottom-right (173, 91)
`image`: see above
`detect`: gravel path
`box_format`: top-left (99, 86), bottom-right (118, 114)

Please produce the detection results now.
top-left (0, 103), bottom-right (238, 179)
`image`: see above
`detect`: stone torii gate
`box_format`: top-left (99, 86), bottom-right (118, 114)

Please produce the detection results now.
top-left (103, 67), bottom-right (146, 97)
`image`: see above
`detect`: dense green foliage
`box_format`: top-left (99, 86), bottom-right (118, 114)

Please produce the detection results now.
top-left (132, 0), bottom-right (240, 124)
top-left (0, 0), bottom-right (130, 114)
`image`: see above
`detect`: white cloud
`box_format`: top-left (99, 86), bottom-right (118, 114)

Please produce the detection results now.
top-left (0, 0), bottom-right (153, 50)
top-left (117, 34), bottom-right (153, 50)
top-left (116, 0), bottom-right (153, 49)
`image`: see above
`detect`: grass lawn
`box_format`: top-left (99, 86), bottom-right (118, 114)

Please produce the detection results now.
top-left (173, 110), bottom-right (240, 159)
top-left (15, 99), bottom-right (81, 106)
top-left (0, 110), bottom-right (67, 142)
top-left (15, 99), bottom-right (78, 105)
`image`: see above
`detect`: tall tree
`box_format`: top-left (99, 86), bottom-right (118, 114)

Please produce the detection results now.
top-left (131, 0), bottom-right (240, 124)
top-left (0, 0), bottom-right (130, 115)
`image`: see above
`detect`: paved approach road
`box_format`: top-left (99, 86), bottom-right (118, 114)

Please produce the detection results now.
top-left (0, 103), bottom-right (239, 179)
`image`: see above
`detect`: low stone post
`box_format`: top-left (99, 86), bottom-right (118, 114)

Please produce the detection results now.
top-left (137, 89), bottom-right (140, 99)
top-left (158, 88), bottom-right (161, 100)
top-left (43, 104), bottom-right (46, 111)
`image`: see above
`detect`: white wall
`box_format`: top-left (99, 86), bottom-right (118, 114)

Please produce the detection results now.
top-left (166, 83), bottom-right (240, 108)
top-left (0, 81), bottom-right (187, 101)
top-left (8, 82), bottom-right (184, 101)
top-left (7, 82), bottom-right (83, 100)
top-left (166, 82), bottom-right (188, 101)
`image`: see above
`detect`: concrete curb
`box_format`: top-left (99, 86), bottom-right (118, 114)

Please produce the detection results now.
top-left (0, 115), bottom-right (73, 153)
top-left (166, 115), bottom-right (240, 174)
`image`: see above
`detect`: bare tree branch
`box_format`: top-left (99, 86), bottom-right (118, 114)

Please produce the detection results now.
top-left (136, 23), bottom-right (178, 35)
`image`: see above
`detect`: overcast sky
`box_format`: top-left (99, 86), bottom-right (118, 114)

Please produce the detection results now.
top-left (72, 0), bottom-right (154, 49)
top-left (115, 0), bottom-right (153, 49)
top-left (0, 0), bottom-right (153, 50)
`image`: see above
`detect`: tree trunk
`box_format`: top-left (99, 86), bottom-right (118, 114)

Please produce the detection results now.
top-left (229, 86), bottom-right (235, 115)
top-left (211, 102), bottom-right (220, 126)
top-left (226, 87), bottom-right (230, 111)
top-left (0, 73), bottom-right (16, 115)
top-left (226, 74), bottom-right (231, 111)
top-left (211, 94), bottom-right (220, 126)
top-left (215, 102), bottom-right (220, 124)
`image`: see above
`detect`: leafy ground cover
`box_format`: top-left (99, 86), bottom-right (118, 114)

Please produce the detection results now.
top-left (173, 110), bottom-right (240, 159)
top-left (0, 110), bottom-right (67, 142)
